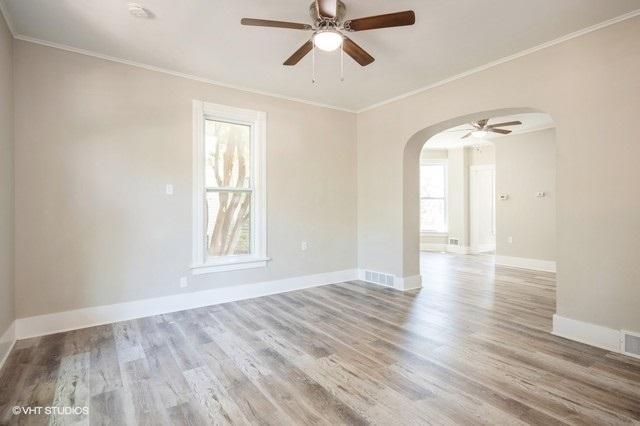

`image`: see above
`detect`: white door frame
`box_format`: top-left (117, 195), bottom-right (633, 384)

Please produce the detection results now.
top-left (470, 164), bottom-right (496, 254)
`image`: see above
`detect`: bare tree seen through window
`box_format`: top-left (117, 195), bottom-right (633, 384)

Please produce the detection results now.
top-left (204, 120), bottom-right (252, 256)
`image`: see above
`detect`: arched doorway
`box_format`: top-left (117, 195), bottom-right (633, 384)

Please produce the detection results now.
top-left (402, 107), bottom-right (555, 286)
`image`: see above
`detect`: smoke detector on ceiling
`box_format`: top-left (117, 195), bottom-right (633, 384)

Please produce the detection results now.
top-left (127, 3), bottom-right (150, 19)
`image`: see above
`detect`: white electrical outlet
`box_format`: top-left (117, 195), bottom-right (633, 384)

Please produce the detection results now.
top-left (179, 277), bottom-right (188, 288)
top-left (166, 184), bottom-right (174, 195)
top-left (301, 241), bottom-right (308, 251)
top-left (508, 236), bottom-right (513, 243)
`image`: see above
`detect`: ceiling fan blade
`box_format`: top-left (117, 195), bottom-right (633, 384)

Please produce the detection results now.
top-left (241, 18), bottom-right (312, 30)
top-left (342, 36), bottom-right (375, 66)
top-left (489, 128), bottom-right (512, 134)
top-left (316, 0), bottom-right (337, 19)
top-left (461, 132), bottom-right (473, 139)
top-left (283, 40), bottom-right (313, 66)
top-left (487, 120), bottom-right (522, 128)
top-left (344, 11), bottom-right (415, 32)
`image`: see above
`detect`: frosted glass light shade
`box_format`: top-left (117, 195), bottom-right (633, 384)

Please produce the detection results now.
top-left (313, 31), bottom-right (343, 52)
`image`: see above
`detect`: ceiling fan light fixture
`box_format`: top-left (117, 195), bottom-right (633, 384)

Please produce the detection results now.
top-left (472, 130), bottom-right (489, 138)
top-left (313, 30), bottom-right (343, 52)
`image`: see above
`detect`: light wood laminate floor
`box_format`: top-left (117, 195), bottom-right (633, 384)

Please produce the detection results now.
top-left (1, 252), bottom-right (639, 425)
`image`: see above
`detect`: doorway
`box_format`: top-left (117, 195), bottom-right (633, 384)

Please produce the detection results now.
top-left (416, 110), bottom-right (556, 279)
top-left (470, 164), bottom-right (495, 253)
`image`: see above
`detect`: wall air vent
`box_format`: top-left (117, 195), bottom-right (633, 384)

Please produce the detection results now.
top-left (621, 330), bottom-right (640, 359)
top-left (449, 238), bottom-right (459, 246)
top-left (363, 270), bottom-right (395, 287)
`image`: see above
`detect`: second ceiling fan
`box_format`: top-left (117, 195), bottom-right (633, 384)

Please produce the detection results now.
top-left (458, 119), bottom-right (523, 139)
top-left (241, 0), bottom-right (416, 67)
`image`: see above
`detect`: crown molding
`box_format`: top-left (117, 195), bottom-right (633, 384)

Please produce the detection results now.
top-left (12, 34), bottom-right (357, 114)
top-left (355, 9), bottom-right (640, 113)
top-left (3, 5), bottom-right (640, 114)
top-left (0, 0), bottom-right (16, 36)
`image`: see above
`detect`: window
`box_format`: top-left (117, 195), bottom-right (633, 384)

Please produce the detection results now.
top-left (420, 162), bottom-right (447, 233)
top-left (192, 101), bottom-right (267, 274)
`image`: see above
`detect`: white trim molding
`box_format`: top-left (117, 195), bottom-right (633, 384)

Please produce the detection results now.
top-left (15, 269), bottom-right (358, 339)
top-left (191, 257), bottom-right (270, 275)
top-left (470, 243), bottom-right (496, 254)
top-left (357, 9), bottom-right (640, 113)
top-left (357, 270), bottom-right (422, 292)
top-left (396, 275), bottom-right (422, 291)
top-left (3, 9), bottom-right (637, 113)
top-left (0, 321), bottom-right (16, 372)
top-left (192, 101), bottom-right (268, 274)
top-left (494, 255), bottom-right (556, 273)
top-left (447, 245), bottom-right (471, 254)
top-left (0, 1), bottom-right (16, 37)
top-left (420, 160), bottom-right (448, 235)
top-left (552, 314), bottom-right (620, 352)
top-left (420, 243), bottom-right (447, 252)
top-left (12, 36), bottom-right (355, 113)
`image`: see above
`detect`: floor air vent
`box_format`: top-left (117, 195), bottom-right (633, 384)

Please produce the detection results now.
top-left (363, 270), bottom-right (395, 287)
top-left (622, 331), bottom-right (640, 359)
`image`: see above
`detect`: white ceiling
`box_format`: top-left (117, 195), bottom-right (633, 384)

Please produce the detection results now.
top-left (2, 0), bottom-right (639, 111)
top-left (425, 112), bottom-right (554, 149)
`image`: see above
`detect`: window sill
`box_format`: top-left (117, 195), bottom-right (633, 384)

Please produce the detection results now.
top-left (191, 256), bottom-right (270, 275)
top-left (421, 231), bottom-right (448, 236)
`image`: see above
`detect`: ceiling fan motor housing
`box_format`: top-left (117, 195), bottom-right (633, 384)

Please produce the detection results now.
top-left (309, 0), bottom-right (347, 24)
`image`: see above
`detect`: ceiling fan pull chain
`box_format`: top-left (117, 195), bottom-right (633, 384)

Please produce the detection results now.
top-left (312, 43), bottom-right (317, 84)
top-left (340, 43), bottom-right (344, 81)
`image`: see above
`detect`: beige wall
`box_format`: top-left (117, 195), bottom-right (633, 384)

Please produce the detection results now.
top-left (13, 41), bottom-right (357, 318)
top-left (6, 13), bottom-right (640, 340)
top-left (357, 17), bottom-right (640, 331)
top-left (495, 129), bottom-right (556, 261)
top-left (0, 11), bottom-right (14, 355)
top-left (446, 148), bottom-right (469, 247)
top-left (469, 144), bottom-right (495, 166)
top-left (420, 149), bottom-right (448, 161)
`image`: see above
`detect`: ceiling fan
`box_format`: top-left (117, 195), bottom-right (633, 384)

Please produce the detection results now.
top-left (457, 119), bottom-right (523, 139)
top-left (240, 0), bottom-right (416, 67)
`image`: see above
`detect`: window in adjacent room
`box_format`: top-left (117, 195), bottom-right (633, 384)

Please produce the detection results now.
top-left (192, 101), bottom-right (267, 274)
top-left (420, 162), bottom-right (447, 233)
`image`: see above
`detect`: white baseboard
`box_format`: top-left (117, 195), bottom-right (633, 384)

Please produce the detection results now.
top-left (552, 314), bottom-right (620, 352)
top-left (0, 321), bottom-right (16, 372)
top-left (395, 275), bottom-right (422, 291)
top-left (470, 243), bottom-right (496, 254)
top-left (420, 243), bottom-right (447, 252)
top-left (494, 255), bottom-right (556, 273)
top-left (447, 245), bottom-right (470, 254)
top-left (357, 270), bottom-right (422, 292)
top-left (15, 269), bottom-right (358, 339)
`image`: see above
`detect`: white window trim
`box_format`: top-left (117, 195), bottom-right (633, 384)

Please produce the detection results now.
top-left (420, 159), bottom-right (448, 234)
top-left (192, 100), bottom-right (268, 275)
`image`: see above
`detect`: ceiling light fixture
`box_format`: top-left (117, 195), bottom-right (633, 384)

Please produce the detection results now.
top-left (471, 130), bottom-right (489, 138)
top-left (313, 29), bottom-right (343, 52)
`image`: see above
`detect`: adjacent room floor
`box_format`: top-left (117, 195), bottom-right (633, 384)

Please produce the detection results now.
top-left (1, 252), bottom-right (639, 424)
